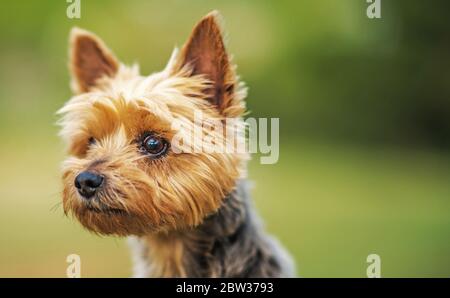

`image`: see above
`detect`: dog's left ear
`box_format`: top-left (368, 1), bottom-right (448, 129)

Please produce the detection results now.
top-left (174, 11), bottom-right (239, 114)
top-left (69, 28), bottom-right (119, 93)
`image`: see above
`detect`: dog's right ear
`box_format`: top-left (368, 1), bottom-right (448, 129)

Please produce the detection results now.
top-left (69, 28), bottom-right (119, 93)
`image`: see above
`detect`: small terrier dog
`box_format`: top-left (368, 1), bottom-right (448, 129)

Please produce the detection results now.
top-left (58, 11), bottom-right (294, 277)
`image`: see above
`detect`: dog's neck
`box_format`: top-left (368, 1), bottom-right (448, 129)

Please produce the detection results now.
top-left (128, 180), bottom-right (291, 277)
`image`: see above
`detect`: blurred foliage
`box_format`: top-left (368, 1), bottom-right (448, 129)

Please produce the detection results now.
top-left (0, 0), bottom-right (449, 277)
top-left (0, 0), bottom-right (449, 147)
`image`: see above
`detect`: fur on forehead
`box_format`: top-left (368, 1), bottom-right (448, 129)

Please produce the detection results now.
top-left (58, 50), bottom-right (225, 146)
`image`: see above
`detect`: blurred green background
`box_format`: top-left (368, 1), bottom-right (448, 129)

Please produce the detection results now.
top-left (0, 0), bottom-right (449, 277)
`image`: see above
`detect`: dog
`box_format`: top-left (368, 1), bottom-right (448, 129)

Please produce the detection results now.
top-left (58, 11), bottom-right (294, 277)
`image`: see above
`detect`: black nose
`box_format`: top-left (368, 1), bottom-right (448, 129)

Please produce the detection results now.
top-left (74, 171), bottom-right (104, 199)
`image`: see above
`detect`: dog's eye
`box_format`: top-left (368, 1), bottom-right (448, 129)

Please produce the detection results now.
top-left (142, 135), bottom-right (168, 157)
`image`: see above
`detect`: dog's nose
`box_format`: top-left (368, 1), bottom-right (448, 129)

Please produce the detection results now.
top-left (74, 171), bottom-right (104, 199)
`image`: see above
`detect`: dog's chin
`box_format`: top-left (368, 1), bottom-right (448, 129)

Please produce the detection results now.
top-left (70, 205), bottom-right (158, 236)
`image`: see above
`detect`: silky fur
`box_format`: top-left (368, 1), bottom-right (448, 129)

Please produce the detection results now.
top-left (58, 11), bottom-right (294, 277)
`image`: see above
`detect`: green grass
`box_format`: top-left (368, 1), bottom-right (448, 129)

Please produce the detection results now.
top-left (0, 135), bottom-right (449, 277)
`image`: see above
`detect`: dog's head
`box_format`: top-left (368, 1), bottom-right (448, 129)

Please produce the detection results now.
top-left (58, 11), bottom-right (248, 236)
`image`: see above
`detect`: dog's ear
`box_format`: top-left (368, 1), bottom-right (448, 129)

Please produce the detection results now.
top-left (69, 28), bottom-right (119, 93)
top-left (175, 11), bottom-right (237, 113)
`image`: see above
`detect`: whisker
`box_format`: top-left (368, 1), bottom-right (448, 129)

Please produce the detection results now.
top-left (50, 201), bottom-right (63, 212)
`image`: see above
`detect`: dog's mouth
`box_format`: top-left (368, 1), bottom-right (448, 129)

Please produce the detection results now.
top-left (76, 189), bottom-right (129, 215)
top-left (85, 206), bottom-right (128, 215)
